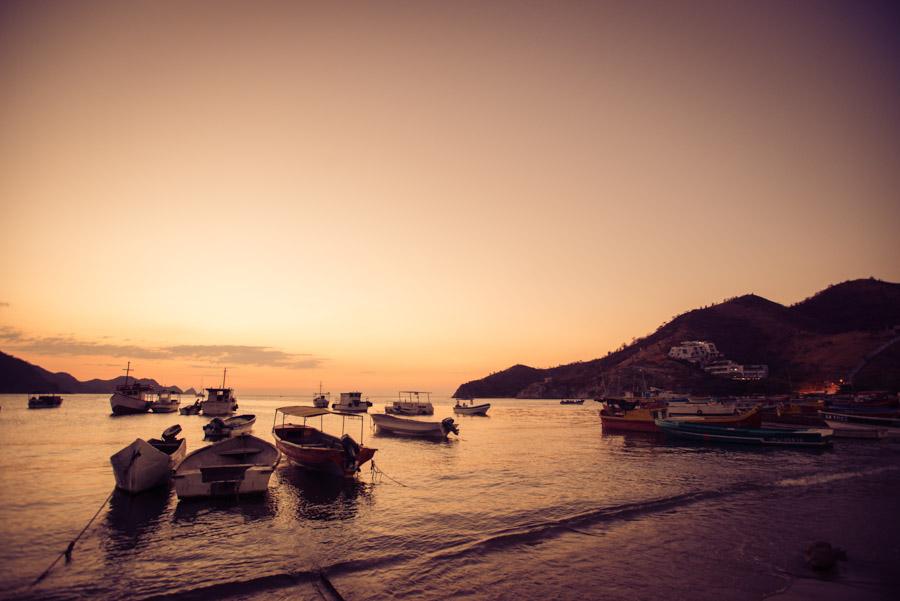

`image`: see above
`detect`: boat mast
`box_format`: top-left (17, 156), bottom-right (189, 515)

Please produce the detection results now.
top-left (123, 361), bottom-right (132, 386)
top-left (221, 367), bottom-right (227, 388)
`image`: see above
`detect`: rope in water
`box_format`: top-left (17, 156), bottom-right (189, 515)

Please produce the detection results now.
top-left (31, 487), bottom-right (115, 587)
top-left (370, 461), bottom-right (409, 487)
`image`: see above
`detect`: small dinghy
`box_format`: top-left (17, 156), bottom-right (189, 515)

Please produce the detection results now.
top-left (180, 399), bottom-right (202, 415)
top-left (203, 414), bottom-right (256, 439)
top-left (173, 434), bottom-right (279, 499)
top-left (560, 399), bottom-right (584, 405)
top-left (453, 398), bottom-right (491, 416)
top-left (110, 425), bottom-right (187, 493)
top-left (371, 413), bottom-right (459, 439)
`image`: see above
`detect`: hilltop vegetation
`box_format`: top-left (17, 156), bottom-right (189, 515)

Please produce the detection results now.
top-left (454, 279), bottom-right (900, 398)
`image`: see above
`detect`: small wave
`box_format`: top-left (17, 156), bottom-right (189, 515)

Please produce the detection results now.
top-left (774, 465), bottom-right (900, 488)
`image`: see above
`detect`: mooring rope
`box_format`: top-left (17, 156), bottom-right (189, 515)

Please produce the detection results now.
top-left (370, 461), bottom-right (409, 487)
top-left (30, 487), bottom-right (115, 586)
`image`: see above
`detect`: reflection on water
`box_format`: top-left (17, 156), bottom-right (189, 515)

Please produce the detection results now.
top-left (277, 467), bottom-right (370, 521)
top-left (173, 494), bottom-right (278, 523)
top-left (104, 487), bottom-right (171, 551)
top-left (2, 395), bottom-right (900, 601)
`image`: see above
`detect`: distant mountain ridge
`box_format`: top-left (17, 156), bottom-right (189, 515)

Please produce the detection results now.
top-left (454, 279), bottom-right (900, 398)
top-left (0, 351), bottom-right (183, 394)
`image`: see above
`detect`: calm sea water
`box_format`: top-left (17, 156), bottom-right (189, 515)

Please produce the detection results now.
top-left (1, 394), bottom-right (898, 601)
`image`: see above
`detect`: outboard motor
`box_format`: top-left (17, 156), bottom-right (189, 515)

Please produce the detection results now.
top-left (340, 434), bottom-right (361, 471)
top-left (441, 417), bottom-right (459, 436)
top-left (161, 424), bottom-right (182, 441)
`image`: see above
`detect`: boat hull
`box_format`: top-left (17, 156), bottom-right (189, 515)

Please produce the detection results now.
top-left (150, 402), bottom-right (180, 413)
top-left (110, 392), bottom-right (152, 415)
top-left (173, 434), bottom-right (279, 499)
top-left (201, 400), bottom-right (236, 416)
top-left (824, 421), bottom-right (888, 439)
top-left (110, 438), bottom-right (186, 493)
top-left (656, 419), bottom-right (833, 447)
top-left (454, 403), bottom-right (491, 416)
top-left (819, 411), bottom-right (900, 429)
top-left (371, 413), bottom-right (453, 439)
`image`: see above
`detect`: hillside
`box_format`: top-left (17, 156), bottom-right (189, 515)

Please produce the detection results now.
top-left (454, 278), bottom-right (900, 398)
top-left (0, 351), bottom-right (182, 394)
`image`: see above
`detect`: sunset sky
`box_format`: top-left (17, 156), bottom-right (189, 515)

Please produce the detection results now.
top-left (1, 1), bottom-right (898, 394)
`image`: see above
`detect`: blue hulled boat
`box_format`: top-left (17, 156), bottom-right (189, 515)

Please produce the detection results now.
top-left (655, 419), bottom-right (833, 447)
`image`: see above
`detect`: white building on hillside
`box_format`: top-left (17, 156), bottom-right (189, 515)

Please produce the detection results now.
top-left (668, 341), bottom-right (720, 364)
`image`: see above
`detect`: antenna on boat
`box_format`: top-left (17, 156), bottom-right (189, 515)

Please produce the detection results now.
top-left (222, 367), bottom-right (227, 388)
top-left (123, 361), bottom-right (132, 385)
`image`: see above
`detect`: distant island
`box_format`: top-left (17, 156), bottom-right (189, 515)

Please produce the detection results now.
top-left (454, 278), bottom-right (900, 399)
top-left (0, 352), bottom-right (184, 394)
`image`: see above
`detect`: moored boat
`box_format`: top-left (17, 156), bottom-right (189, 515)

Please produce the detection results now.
top-left (312, 382), bottom-right (330, 408)
top-left (655, 419), bottom-right (833, 447)
top-left (600, 404), bottom-right (762, 433)
top-left (110, 425), bottom-right (187, 493)
top-left (28, 394), bottom-right (63, 409)
top-left (273, 406), bottom-right (376, 478)
top-left (371, 413), bottom-right (459, 439)
top-left (560, 399), bottom-right (585, 405)
top-left (666, 399), bottom-right (737, 416)
top-left (201, 368), bottom-right (238, 416)
top-left (203, 414), bottom-right (256, 439)
top-left (150, 391), bottom-right (181, 413)
top-left (173, 434), bottom-right (279, 499)
top-left (110, 363), bottom-right (154, 415)
top-left (823, 421), bottom-right (888, 439)
top-left (819, 410), bottom-right (900, 429)
top-left (453, 398), bottom-right (491, 416)
top-left (180, 399), bottom-right (203, 415)
top-left (385, 390), bottom-right (434, 415)
top-left (331, 391), bottom-right (372, 413)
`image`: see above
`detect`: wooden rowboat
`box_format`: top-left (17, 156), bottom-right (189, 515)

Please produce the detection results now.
top-left (371, 413), bottom-right (459, 439)
top-left (273, 406), bottom-right (376, 478)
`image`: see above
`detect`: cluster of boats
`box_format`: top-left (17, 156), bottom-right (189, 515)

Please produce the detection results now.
top-left (598, 392), bottom-right (900, 447)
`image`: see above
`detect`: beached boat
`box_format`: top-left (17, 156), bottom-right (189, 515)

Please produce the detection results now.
top-left (110, 363), bottom-right (154, 415)
top-left (150, 391), bottom-right (181, 413)
top-left (385, 390), bottom-right (435, 415)
top-left (371, 413), bottom-right (459, 439)
top-left (655, 419), bottom-right (833, 447)
top-left (110, 425), bottom-right (187, 493)
top-left (173, 434), bottom-right (279, 499)
top-left (28, 394), bottom-right (63, 409)
top-left (560, 399), bottom-right (584, 405)
top-left (203, 414), bottom-right (256, 439)
top-left (819, 410), bottom-right (900, 429)
top-left (823, 421), bottom-right (888, 439)
top-left (453, 398), bottom-right (491, 416)
top-left (331, 391), bottom-right (372, 413)
top-left (273, 406), bottom-right (376, 478)
top-left (601, 405), bottom-right (761, 433)
top-left (666, 399), bottom-right (737, 416)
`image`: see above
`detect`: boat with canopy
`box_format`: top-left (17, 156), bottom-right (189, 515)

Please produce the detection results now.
top-left (272, 406), bottom-right (376, 478)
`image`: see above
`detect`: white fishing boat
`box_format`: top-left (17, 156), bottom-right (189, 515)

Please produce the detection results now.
top-left (371, 413), bottom-right (459, 439)
top-left (667, 399), bottom-right (737, 417)
top-left (453, 398), bottom-right (491, 416)
top-left (385, 390), bottom-right (434, 415)
top-left (110, 362), bottom-right (154, 415)
top-left (173, 434), bottom-right (279, 499)
top-left (331, 391), bottom-right (372, 413)
top-left (203, 414), bottom-right (256, 439)
top-left (150, 391), bottom-right (181, 413)
top-left (110, 425), bottom-right (187, 493)
top-left (202, 369), bottom-right (238, 416)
